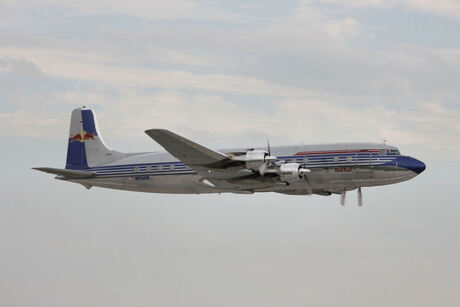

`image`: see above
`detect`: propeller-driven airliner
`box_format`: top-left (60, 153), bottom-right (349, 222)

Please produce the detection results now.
top-left (34, 107), bottom-right (426, 206)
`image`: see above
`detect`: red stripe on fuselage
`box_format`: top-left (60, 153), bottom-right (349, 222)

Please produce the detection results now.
top-left (294, 149), bottom-right (381, 156)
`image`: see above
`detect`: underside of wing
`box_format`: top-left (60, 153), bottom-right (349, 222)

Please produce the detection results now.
top-left (145, 129), bottom-right (229, 165)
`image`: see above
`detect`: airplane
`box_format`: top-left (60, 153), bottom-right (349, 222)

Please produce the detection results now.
top-left (34, 107), bottom-right (426, 206)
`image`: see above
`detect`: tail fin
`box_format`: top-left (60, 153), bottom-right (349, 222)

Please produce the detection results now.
top-left (65, 107), bottom-right (125, 170)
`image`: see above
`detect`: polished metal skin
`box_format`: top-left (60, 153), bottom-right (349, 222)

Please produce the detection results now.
top-left (34, 108), bottom-right (426, 204)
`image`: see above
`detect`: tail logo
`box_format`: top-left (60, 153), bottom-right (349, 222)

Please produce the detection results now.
top-left (70, 130), bottom-right (96, 143)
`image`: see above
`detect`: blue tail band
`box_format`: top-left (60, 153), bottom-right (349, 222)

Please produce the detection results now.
top-left (65, 139), bottom-right (88, 170)
top-left (65, 109), bottom-right (98, 170)
top-left (81, 109), bottom-right (98, 136)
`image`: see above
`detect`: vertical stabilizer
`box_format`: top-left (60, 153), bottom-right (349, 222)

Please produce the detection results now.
top-left (65, 107), bottom-right (126, 169)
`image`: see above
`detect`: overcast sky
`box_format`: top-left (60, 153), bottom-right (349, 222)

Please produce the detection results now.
top-left (1, 1), bottom-right (459, 306)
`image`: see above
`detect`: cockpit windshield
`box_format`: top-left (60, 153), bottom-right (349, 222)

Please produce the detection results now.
top-left (386, 149), bottom-right (400, 155)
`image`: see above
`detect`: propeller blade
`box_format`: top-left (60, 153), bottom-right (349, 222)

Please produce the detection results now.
top-left (267, 137), bottom-right (271, 156)
top-left (299, 168), bottom-right (311, 175)
top-left (340, 190), bottom-right (346, 206)
top-left (303, 173), bottom-right (313, 195)
top-left (358, 187), bottom-right (362, 207)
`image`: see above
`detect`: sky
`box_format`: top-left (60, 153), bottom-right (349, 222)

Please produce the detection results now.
top-left (0, 1), bottom-right (459, 306)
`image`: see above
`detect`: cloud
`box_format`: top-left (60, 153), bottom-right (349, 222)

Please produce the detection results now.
top-left (0, 0), bottom-right (459, 162)
top-left (1, 3), bottom-right (460, 307)
top-left (0, 0), bottom-right (247, 22)
top-left (3, 1), bottom-right (459, 102)
top-left (272, 99), bottom-right (460, 158)
top-left (308, 0), bottom-right (460, 20)
top-left (0, 47), bottom-right (316, 97)
top-left (0, 56), bottom-right (41, 75)
top-left (7, 0), bottom-right (459, 22)
top-left (0, 110), bottom-right (64, 138)
top-left (1, 82), bottom-right (458, 160)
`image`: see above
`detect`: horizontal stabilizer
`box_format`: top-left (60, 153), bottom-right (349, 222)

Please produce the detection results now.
top-left (145, 129), bottom-right (229, 165)
top-left (32, 167), bottom-right (95, 179)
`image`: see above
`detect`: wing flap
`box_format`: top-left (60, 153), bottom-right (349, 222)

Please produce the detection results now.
top-left (145, 129), bottom-right (229, 165)
top-left (33, 167), bottom-right (95, 179)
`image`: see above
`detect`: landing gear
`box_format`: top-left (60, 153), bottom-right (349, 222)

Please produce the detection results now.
top-left (358, 187), bottom-right (362, 207)
top-left (340, 190), bottom-right (346, 206)
top-left (340, 187), bottom-right (363, 206)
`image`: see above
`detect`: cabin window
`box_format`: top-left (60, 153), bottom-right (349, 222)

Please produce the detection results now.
top-left (387, 149), bottom-right (400, 155)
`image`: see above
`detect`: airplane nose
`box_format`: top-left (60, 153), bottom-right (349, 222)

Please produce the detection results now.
top-left (399, 157), bottom-right (426, 174)
top-left (411, 159), bottom-right (426, 174)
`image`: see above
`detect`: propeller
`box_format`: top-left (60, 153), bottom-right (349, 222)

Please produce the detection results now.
top-left (303, 172), bottom-right (313, 195)
top-left (259, 137), bottom-right (277, 175)
top-left (258, 138), bottom-right (269, 176)
top-left (267, 137), bottom-right (271, 156)
top-left (265, 137), bottom-right (277, 163)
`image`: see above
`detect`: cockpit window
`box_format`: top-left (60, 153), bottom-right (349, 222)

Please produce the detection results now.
top-left (386, 149), bottom-right (400, 155)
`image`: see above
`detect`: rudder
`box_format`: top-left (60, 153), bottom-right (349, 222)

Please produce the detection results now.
top-left (65, 107), bottom-right (125, 170)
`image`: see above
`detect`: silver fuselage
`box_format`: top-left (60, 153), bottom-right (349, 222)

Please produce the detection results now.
top-left (64, 143), bottom-right (425, 195)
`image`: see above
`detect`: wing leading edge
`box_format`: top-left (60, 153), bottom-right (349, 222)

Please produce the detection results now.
top-left (144, 129), bottom-right (229, 166)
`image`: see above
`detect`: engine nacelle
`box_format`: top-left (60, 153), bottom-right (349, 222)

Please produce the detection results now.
top-left (279, 163), bottom-right (310, 183)
top-left (245, 150), bottom-right (270, 171)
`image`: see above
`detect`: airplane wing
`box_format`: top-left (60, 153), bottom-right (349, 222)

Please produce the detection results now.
top-left (145, 129), bottom-right (258, 191)
top-left (144, 129), bottom-right (310, 193)
top-left (144, 129), bottom-right (229, 165)
top-left (32, 167), bottom-right (96, 179)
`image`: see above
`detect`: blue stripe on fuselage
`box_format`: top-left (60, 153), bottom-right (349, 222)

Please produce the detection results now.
top-left (83, 154), bottom-right (403, 177)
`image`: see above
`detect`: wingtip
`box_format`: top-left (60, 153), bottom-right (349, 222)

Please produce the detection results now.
top-left (145, 128), bottom-right (160, 133)
top-left (145, 128), bottom-right (170, 135)
top-left (32, 167), bottom-right (53, 173)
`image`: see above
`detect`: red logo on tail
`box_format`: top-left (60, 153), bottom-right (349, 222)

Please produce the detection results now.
top-left (70, 131), bottom-right (96, 143)
top-left (83, 132), bottom-right (95, 141)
